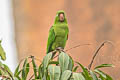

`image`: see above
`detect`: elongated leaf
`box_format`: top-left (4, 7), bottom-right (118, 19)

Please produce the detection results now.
top-left (95, 64), bottom-right (114, 69)
top-left (68, 56), bottom-right (74, 71)
top-left (14, 64), bottom-right (22, 80)
top-left (99, 75), bottom-right (105, 80)
top-left (59, 52), bottom-right (69, 72)
top-left (43, 52), bottom-right (52, 70)
top-left (43, 52), bottom-right (53, 80)
top-left (94, 69), bottom-right (113, 80)
top-left (73, 73), bottom-right (85, 80)
top-left (0, 61), bottom-right (7, 75)
top-left (0, 62), bottom-right (13, 79)
top-left (14, 64), bottom-right (20, 77)
top-left (14, 76), bottom-right (21, 80)
top-left (0, 41), bottom-right (6, 61)
top-left (94, 69), bottom-right (106, 79)
top-left (14, 70), bottom-right (22, 80)
top-left (49, 61), bottom-right (59, 65)
top-left (0, 64), bottom-right (4, 76)
top-left (61, 70), bottom-right (72, 80)
top-left (25, 63), bottom-right (30, 78)
top-left (22, 58), bottom-right (27, 80)
top-left (73, 66), bottom-right (79, 72)
top-left (0, 61), bottom-right (4, 68)
top-left (32, 57), bottom-right (38, 79)
top-left (3, 64), bottom-right (13, 77)
top-left (76, 62), bottom-right (92, 80)
top-left (22, 68), bottom-right (25, 80)
top-left (106, 74), bottom-right (113, 80)
top-left (0, 69), bottom-right (2, 75)
top-left (90, 70), bottom-right (98, 80)
top-left (48, 65), bottom-right (60, 80)
top-left (38, 64), bottom-right (43, 79)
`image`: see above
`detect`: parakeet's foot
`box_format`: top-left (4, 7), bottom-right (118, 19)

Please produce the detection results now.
top-left (56, 47), bottom-right (64, 52)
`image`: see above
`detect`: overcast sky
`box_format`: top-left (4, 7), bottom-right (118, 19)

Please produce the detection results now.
top-left (0, 0), bottom-right (18, 72)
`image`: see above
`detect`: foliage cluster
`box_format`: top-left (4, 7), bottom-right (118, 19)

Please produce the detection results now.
top-left (0, 41), bottom-right (114, 80)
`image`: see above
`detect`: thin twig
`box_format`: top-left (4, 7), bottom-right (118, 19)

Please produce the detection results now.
top-left (88, 41), bottom-right (113, 70)
top-left (53, 54), bottom-right (59, 59)
top-left (53, 43), bottom-right (91, 59)
top-left (65, 43), bottom-right (91, 52)
top-left (34, 58), bottom-right (42, 63)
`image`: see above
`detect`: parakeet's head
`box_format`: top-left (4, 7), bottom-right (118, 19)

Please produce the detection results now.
top-left (54, 10), bottom-right (67, 24)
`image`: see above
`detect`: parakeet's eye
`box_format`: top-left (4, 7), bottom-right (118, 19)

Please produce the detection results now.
top-left (59, 13), bottom-right (64, 22)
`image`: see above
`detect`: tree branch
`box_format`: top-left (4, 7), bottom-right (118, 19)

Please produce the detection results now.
top-left (88, 41), bottom-right (113, 70)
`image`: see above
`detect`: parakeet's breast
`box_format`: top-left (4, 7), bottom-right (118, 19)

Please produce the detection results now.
top-left (54, 24), bottom-right (68, 37)
top-left (52, 23), bottom-right (68, 49)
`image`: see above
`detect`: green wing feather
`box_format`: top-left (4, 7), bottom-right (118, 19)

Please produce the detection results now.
top-left (46, 26), bottom-right (55, 53)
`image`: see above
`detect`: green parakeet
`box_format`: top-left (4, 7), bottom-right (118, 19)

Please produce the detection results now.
top-left (46, 10), bottom-right (69, 54)
top-left (0, 40), bottom-right (6, 61)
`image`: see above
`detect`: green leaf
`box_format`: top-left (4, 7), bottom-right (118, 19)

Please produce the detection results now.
top-left (94, 69), bottom-right (106, 79)
top-left (48, 65), bottom-right (61, 80)
top-left (14, 64), bottom-right (22, 80)
top-left (14, 76), bottom-right (21, 80)
top-left (99, 75), bottom-right (106, 80)
top-left (59, 52), bottom-right (69, 73)
top-left (3, 64), bottom-right (13, 77)
top-left (90, 70), bottom-right (98, 80)
top-left (31, 57), bottom-right (38, 79)
top-left (76, 62), bottom-right (92, 80)
top-left (38, 64), bottom-right (43, 79)
top-left (95, 64), bottom-right (114, 69)
top-left (14, 64), bottom-right (20, 77)
top-left (0, 62), bottom-right (6, 75)
top-left (14, 70), bottom-right (22, 80)
top-left (68, 56), bottom-right (74, 71)
top-left (49, 61), bottom-right (59, 65)
top-left (22, 58), bottom-right (27, 80)
top-left (25, 63), bottom-right (30, 78)
top-left (42, 52), bottom-right (53, 80)
top-left (0, 40), bottom-right (6, 61)
top-left (22, 68), bottom-right (25, 80)
top-left (0, 62), bottom-right (13, 79)
top-left (73, 73), bottom-right (85, 80)
top-left (0, 61), bottom-right (4, 68)
top-left (106, 74), bottom-right (113, 80)
top-left (73, 66), bottom-right (79, 72)
top-left (0, 69), bottom-right (2, 75)
top-left (43, 52), bottom-right (52, 70)
top-left (15, 69), bottom-right (22, 79)
top-left (94, 69), bottom-right (113, 80)
top-left (61, 70), bottom-right (72, 80)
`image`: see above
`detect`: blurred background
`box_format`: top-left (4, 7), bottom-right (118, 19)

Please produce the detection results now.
top-left (0, 0), bottom-right (120, 79)
top-left (0, 0), bottom-right (18, 72)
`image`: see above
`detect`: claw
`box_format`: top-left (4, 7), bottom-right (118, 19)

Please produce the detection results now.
top-left (56, 47), bottom-right (64, 52)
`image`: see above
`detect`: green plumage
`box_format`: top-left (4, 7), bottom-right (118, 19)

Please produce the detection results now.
top-left (46, 10), bottom-right (69, 53)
